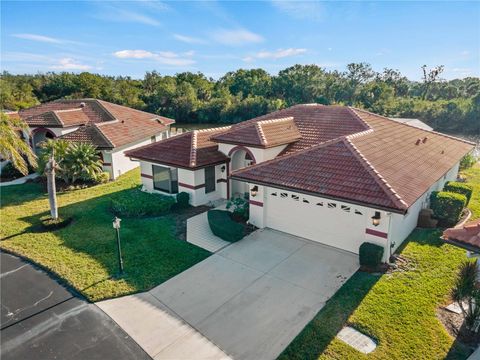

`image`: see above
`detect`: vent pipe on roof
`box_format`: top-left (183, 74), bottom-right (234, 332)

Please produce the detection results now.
top-left (422, 137), bottom-right (428, 143)
top-left (415, 139), bottom-right (421, 145)
top-left (80, 102), bottom-right (86, 108)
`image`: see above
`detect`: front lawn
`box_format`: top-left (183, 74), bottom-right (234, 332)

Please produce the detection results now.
top-left (0, 169), bottom-right (210, 302)
top-left (280, 163), bottom-right (480, 360)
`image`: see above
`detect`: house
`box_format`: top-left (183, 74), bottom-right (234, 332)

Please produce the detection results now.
top-left (126, 104), bottom-right (474, 261)
top-left (443, 219), bottom-right (480, 253)
top-left (10, 99), bottom-right (174, 179)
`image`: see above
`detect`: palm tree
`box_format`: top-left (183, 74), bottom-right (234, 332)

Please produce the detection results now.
top-left (0, 112), bottom-right (37, 175)
top-left (45, 153), bottom-right (59, 220)
top-left (451, 259), bottom-right (480, 331)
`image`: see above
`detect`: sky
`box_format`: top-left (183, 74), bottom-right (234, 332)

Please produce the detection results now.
top-left (1, 1), bottom-right (479, 80)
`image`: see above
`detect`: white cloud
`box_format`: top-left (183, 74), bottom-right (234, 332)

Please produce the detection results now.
top-left (113, 49), bottom-right (195, 66)
top-left (50, 58), bottom-right (92, 70)
top-left (243, 48), bottom-right (307, 62)
top-left (93, 4), bottom-right (161, 26)
top-left (12, 33), bottom-right (63, 44)
top-left (173, 34), bottom-right (206, 44)
top-left (271, 1), bottom-right (323, 20)
top-left (212, 29), bottom-right (264, 46)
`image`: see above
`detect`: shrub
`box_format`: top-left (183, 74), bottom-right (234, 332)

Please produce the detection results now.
top-left (359, 242), bottom-right (384, 268)
top-left (110, 188), bottom-right (175, 217)
top-left (226, 194), bottom-right (249, 220)
top-left (40, 216), bottom-right (73, 231)
top-left (444, 181), bottom-right (473, 205)
top-left (460, 153), bottom-right (477, 170)
top-left (207, 210), bottom-right (245, 242)
top-left (430, 191), bottom-right (467, 226)
top-left (95, 171), bottom-right (110, 184)
top-left (176, 192), bottom-right (190, 209)
top-left (1, 161), bottom-right (35, 180)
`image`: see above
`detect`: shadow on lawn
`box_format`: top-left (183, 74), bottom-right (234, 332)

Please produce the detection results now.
top-left (15, 188), bottom-right (210, 301)
top-left (278, 270), bottom-right (380, 360)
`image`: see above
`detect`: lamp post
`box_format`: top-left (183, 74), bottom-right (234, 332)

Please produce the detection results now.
top-left (112, 216), bottom-right (124, 275)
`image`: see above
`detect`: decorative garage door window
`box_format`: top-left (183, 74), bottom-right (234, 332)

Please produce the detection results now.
top-left (270, 190), bottom-right (364, 215)
top-left (152, 165), bottom-right (178, 194)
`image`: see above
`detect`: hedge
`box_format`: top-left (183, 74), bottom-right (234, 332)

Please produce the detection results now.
top-left (207, 210), bottom-right (245, 242)
top-left (359, 242), bottom-right (384, 268)
top-left (443, 181), bottom-right (473, 205)
top-left (430, 191), bottom-right (467, 226)
top-left (110, 188), bottom-right (175, 217)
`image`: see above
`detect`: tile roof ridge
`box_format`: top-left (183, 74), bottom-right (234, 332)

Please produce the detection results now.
top-left (346, 106), bottom-right (372, 131)
top-left (256, 116), bottom-right (294, 125)
top-left (343, 137), bottom-right (408, 210)
top-left (232, 137), bottom-right (344, 177)
top-left (92, 99), bottom-right (117, 122)
top-left (54, 108), bottom-right (83, 113)
top-left (46, 110), bottom-right (64, 126)
top-left (95, 119), bottom-right (120, 126)
top-left (190, 130), bottom-right (199, 167)
top-left (255, 122), bottom-right (268, 146)
top-left (351, 107), bottom-right (476, 146)
top-left (195, 125), bottom-right (232, 133)
top-left (91, 123), bottom-right (115, 148)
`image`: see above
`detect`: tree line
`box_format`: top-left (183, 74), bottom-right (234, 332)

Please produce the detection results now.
top-left (1, 63), bottom-right (479, 134)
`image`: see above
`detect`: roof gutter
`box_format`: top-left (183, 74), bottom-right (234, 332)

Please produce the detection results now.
top-left (127, 156), bottom-right (230, 171)
top-left (230, 174), bottom-right (407, 215)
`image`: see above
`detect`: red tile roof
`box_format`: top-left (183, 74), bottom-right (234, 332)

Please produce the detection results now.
top-left (125, 127), bottom-right (231, 169)
top-left (443, 219), bottom-right (480, 252)
top-left (17, 99), bottom-right (174, 149)
top-left (230, 105), bottom-right (473, 212)
top-left (211, 117), bottom-right (301, 148)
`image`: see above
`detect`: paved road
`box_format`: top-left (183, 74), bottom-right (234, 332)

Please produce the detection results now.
top-left (0, 252), bottom-right (151, 360)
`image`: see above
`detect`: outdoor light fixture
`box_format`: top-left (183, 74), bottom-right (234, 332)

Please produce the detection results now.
top-left (112, 216), bottom-right (124, 274)
top-left (250, 185), bottom-right (259, 197)
top-left (371, 211), bottom-right (381, 227)
top-left (221, 165), bottom-right (226, 173)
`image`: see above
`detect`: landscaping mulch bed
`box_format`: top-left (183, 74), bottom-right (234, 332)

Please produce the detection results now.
top-left (437, 306), bottom-right (480, 351)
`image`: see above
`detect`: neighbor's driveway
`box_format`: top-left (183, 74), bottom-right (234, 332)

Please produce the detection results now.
top-left (0, 252), bottom-right (150, 360)
top-left (98, 229), bottom-right (359, 360)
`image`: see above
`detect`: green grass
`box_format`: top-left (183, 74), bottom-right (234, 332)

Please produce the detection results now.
top-left (280, 162), bottom-right (480, 360)
top-left (0, 168), bottom-right (210, 302)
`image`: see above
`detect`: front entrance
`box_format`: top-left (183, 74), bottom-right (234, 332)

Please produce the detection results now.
top-left (31, 128), bottom-right (56, 154)
top-left (229, 147), bottom-right (255, 198)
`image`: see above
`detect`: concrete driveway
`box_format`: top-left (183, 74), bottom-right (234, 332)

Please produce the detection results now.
top-left (98, 229), bottom-right (359, 360)
top-left (0, 252), bottom-right (149, 360)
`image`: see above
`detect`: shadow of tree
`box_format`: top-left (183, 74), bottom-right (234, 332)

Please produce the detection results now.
top-left (14, 187), bottom-right (210, 301)
top-left (278, 271), bottom-right (380, 360)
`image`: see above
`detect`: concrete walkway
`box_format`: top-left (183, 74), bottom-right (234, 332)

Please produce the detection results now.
top-left (98, 229), bottom-right (358, 360)
top-left (186, 202), bottom-right (230, 253)
top-left (0, 173), bottom-right (39, 187)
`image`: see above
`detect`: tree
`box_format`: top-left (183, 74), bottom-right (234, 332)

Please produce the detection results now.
top-left (421, 65), bottom-right (444, 100)
top-left (451, 260), bottom-right (480, 332)
top-left (0, 113), bottom-right (37, 175)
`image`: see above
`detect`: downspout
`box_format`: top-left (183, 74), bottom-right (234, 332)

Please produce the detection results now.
top-left (387, 212), bottom-right (394, 262)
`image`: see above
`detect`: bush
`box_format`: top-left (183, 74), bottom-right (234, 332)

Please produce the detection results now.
top-left (40, 216), bottom-right (73, 231)
top-left (226, 194), bottom-right (249, 220)
top-left (207, 210), bottom-right (245, 242)
top-left (460, 153), bottom-right (477, 170)
top-left (95, 171), bottom-right (110, 184)
top-left (430, 191), bottom-right (467, 226)
top-left (176, 192), bottom-right (190, 209)
top-left (1, 161), bottom-right (35, 180)
top-left (359, 242), bottom-right (384, 268)
top-left (443, 181), bottom-right (473, 205)
top-left (111, 188), bottom-right (175, 217)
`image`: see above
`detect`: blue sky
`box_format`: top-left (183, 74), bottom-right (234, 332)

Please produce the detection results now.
top-left (1, 1), bottom-right (479, 80)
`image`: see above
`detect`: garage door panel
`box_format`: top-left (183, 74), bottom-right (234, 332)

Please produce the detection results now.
top-left (265, 189), bottom-right (365, 254)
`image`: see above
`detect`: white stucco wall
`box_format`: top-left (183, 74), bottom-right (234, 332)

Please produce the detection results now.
top-left (388, 161), bottom-right (461, 254)
top-left (106, 132), bottom-right (165, 180)
top-left (138, 160), bottom-right (228, 206)
top-left (217, 143), bottom-right (287, 164)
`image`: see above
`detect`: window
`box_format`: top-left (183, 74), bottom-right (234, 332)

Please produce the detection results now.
top-left (152, 165), bottom-right (178, 194)
top-left (205, 166), bottom-right (216, 193)
top-left (291, 194), bottom-right (299, 201)
top-left (303, 198), bottom-right (310, 203)
top-left (341, 205), bottom-right (350, 212)
top-left (271, 192), bottom-right (277, 196)
top-left (280, 192), bottom-right (288, 198)
top-left (328, 202), bottom-right (337, 208)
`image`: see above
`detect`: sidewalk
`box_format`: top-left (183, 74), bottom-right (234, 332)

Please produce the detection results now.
top-left (0, 173), bottom-right (39, 187)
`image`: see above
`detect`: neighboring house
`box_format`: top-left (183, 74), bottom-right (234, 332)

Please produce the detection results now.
top-left (10, 99), bottom-right (174, 179)
top-left (443, 219), bottom-right (480, 254)
top-left (389, 117), bottom-right (433, 131)
top-left (126, 104), bottom-right (474, 261)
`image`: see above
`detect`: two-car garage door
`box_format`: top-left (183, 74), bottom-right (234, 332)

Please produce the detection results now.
top-left (264, 188), bottom-right (367, 254)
